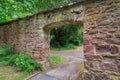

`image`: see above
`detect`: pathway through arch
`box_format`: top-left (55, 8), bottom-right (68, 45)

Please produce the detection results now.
top-left (27, 46), bottom-right (84, 80)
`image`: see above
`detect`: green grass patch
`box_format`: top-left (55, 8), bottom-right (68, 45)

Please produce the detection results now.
top-left (0, 66), bottom-right (30, 80)
top-left (50, 54), bottom-right (64, 64)
top-left (14, 72), bottom-right (30, 80)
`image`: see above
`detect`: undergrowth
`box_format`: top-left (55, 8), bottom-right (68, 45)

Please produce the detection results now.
top-left (0, 44), bottom-right (41, 73)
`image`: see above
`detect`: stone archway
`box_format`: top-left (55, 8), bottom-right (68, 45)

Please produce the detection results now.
top-left (0, 0), bottom-right (119, 79)
top-left (43, 20), bottom-right (84, 80)
top-left (43, 20), bottom-right (84, 70)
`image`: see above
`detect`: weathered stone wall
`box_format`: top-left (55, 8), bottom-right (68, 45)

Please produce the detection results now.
top-left (83, 0), bottom-right (120, 79)
top-left (0, 16), bottom-right (50, 69)
top-left (0, 0), bottom-right (119, 79)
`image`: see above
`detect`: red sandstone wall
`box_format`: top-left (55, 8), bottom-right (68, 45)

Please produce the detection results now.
top-left (84, 0), bottom-right (120, 79)
top-left (0, 17), bottom-right (50, 68)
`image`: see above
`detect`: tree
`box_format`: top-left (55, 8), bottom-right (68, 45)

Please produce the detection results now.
top-left (50, 25), bottom-right (83, 48)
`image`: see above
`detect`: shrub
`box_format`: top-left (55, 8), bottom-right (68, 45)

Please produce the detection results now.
top-left (14, 53), bottom-right (41, 72)
top-left (0, 44), bottom-right (42, 73)
top-left (0, 44), bottom-right (15, 66)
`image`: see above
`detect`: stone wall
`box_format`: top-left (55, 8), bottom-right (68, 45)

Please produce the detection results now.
top-left (0, 0), bottom-right (119, 79)
top-left (83, 0), bottom-right (120, 79)
top-left (0, 16), bottom-right (51, 69)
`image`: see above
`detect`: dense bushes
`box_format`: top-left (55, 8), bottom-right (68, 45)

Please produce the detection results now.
top-left (0, 44), bottom-right (41, 73)
top-left (14, 53), bottom-right (41, 72)
top-left (50, 25), bottom-right (83, 49)
top-left (0, 0), bottom-right (71, 24)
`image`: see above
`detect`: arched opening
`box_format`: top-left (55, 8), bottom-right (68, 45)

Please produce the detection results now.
top-left (44, 20), bottom-right (84, 80)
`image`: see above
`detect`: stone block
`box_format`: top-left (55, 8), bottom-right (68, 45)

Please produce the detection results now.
top-left (84, 45), bottom-right (94, 54)
top-left (96, 44), bottom-right (111, 53)
top-left (85, 54), bottom-right (103, 61)
top-left (101, 62), bottom-right (117, 72)
top-left (91, 36), bottom-right (104, 44)
top-left (114, 33), bottom-right (120, 38)
top-left (88, 29), bottom-right (98, 34)
top-left (83, 35), bottom-right (91, 45)
top-left (97, 20), bottom-right (111, 26)
top-left (32, 53), bottom-right (40, 60)
top-left (113, 60), bottom-right (120, 73)
top-left (84, 72), bottom-right (93, 80)
top-left (111, 45), bottom-right (119, 54)
top-left (94, 73), bottom-right (110, 80)
top-left (107, 38), bottom-right (120, 45)
top-left (85, 61), bottom-right (93, 68)
top-left (113, 18), bottom-right (120, 24)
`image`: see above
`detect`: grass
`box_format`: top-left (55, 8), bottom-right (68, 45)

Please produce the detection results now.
top-left (50, 54), bottom-right (64, 64)
top-left (0, 66), bottom-right (31, 80)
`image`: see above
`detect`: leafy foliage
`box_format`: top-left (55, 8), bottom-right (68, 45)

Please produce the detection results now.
top-left (0, 0), bottom-right (38, 24)
top-left (37, 0), bottom-right (71, 11)
top-left (0, 0), bottom-right (71, 24)
top-left (50, 25), bottom-right (83, 49)
top-left (14, 53), bottom-right (41, 72)
top-left (0, 44), bottom-right (41, 73)
top-left (0, 44), bottom-right (15, 66)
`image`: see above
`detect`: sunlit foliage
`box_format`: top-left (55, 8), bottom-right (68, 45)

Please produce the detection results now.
top-left (0, 0), bottom-right (71, 24)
